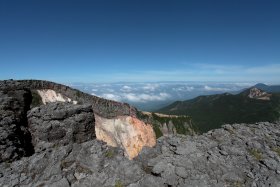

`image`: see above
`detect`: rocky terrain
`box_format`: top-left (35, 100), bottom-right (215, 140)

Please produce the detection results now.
top-left (1, 121), bottom-right (280, 187)
top-left (0, 80), bottom-right (158, 160)
top-left (1, 80), bottom-right (280, 187)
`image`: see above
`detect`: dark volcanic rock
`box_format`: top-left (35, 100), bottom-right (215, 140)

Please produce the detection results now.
top-left (1, 122), bottom-right (280, 187)
top-left (28, 102), bottom-right (95, 152)
top-left (0, 79), bottom-right (137, 118)
top-left (0, 89), bottom-right (34, 163)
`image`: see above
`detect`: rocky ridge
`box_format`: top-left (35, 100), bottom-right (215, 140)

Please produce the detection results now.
top-left (0, 80), bottom-right (156, 161)
top-left (0, 80), bottom-right (136, 118)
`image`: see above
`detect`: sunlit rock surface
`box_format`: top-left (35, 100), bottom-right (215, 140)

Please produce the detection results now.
top-left (37, 89), bottom-right (78, 104)
top-left (95, 114), bottom-right (156, 159)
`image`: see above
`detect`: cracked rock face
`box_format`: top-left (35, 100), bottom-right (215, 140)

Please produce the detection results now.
top-left (1, 122), bottom-right (280, 187)
top-left (95, 114), bottom-right (156, 159)
top-left (0, 89), bottom-right (34, 163)
top-left (28, 102), bottom-right (95, 152)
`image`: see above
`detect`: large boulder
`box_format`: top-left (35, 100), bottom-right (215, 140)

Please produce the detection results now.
top-left (0, 89), bottom-right (34, 163)
top-left (27, 102), bottom-right (95, 152)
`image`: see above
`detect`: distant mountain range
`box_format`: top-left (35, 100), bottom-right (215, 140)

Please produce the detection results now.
top-left (157, 84), bottom-right (280, 133)
top-left (254, 83), bottom-right (280, 93)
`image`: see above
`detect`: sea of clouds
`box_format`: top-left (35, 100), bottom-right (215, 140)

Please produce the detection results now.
top-left (69, 82), bottom-right (254, 111)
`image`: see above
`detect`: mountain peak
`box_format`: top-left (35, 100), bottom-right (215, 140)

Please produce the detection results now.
top-left (254, 83), bottom-right (267, 87)
top-left (248, 87), bottom-right (271, 100)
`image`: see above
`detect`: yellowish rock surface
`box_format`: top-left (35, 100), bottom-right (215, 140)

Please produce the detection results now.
top-left (95, 114), bottom-right (156, 159)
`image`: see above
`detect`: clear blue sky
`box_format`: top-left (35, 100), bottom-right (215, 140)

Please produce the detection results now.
top-left (0, 0), bottom-right (279, 83)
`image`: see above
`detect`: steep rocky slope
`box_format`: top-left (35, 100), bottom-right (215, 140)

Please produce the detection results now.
top-left (0, 80), bottom-right (156, 160)
top-left (1, 122), bottom-right (279, 186)
top-left (138, 112), bottom-right (196, 138)
top-left (0, 89), bottom-right (34, 162)
top-left (0, 80), bottom-right (136, 117)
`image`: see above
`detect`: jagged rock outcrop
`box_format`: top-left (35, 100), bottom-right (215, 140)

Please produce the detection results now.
top-left (0, 89), bottom-right (34, 163)
top-left (36, 89), bottom-right (78, 104)
top-left (248, 87), bottom-right (271, 100)
top-left (0, 80), bottom-right (136, 118)
top-left (28, 102), bottom-right (95, 152)
top-left (95, 114), bottom-right (156, 159)
top-left (0, 80), bottom-right (156, 162)
top-left (1, 122), bottom-right (280, 186)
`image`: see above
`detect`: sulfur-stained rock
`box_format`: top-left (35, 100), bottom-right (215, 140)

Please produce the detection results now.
top-left (95, 114), bottom-right (156, 159)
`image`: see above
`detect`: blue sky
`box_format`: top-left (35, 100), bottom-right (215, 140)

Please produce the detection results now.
top-left (0, 0), bottom-right (279, 83)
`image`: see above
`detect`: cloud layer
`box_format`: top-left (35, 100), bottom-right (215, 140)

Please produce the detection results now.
top-left (72, 82), bottom-right (258, 111)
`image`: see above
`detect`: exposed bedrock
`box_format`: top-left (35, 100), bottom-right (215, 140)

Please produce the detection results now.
top-left (95, 114), bottom-right (156, 159)
top-left (27, 102), bottom-right (95, 152)
top-left (0, 89), bottom-right (34, 163)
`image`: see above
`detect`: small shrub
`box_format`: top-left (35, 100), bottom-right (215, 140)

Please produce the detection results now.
top-left (248, 148), bottom-right (262, 160)
top-left (31, 90), bottom-right (43, 107)
top-left (233, 181), bottom-right (244, 187)
top-left (105, 149), bottom-right (114, 158)
top-left (272, 147), bottom-right (280, 157)
top-left (152, 123), bottom-right (163, 138)
top-left (115, 180), bottom-right (123, 187)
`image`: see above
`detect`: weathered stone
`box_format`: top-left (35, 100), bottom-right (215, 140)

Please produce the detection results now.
top-left (28, 102), bottom-right (95, 152)
top-left (0, 89), bottom-right (34, 163)
top-left (95, 114), bottom-right (156, 159)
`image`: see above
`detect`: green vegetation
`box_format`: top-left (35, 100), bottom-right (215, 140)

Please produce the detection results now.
top-left (248, 148), bottom-right (262, 160)
top-left (3, 161), bottom-right (11, 169)
top-left (115, 180), bottom-right (123, 187)
top-left (272, 147), bottom-right (280, 157)
top-left (31, 90), bottom-right (43, 107)
top-left (232, 181), bottom-right (244, 187)
top-left (105, 149), bottom-right (115, 158)
top-left (151, 113), bottom-right (195, 135)
top-left (152, 123), bottom-right (163, 138)
top-left (136, 110), bottom-right (151, 124)
top-left (158, 91), bottom-right (280, 133)
top-left (137, 111), bottom-right (197, 138)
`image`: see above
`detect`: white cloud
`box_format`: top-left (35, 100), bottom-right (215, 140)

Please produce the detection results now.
top-left (204, 85), bottom-right (231, 92)
top-left (98, 91), bottom-right (171, 103)
top-left (120, 85), bottom-right (133, 92)
top-left (142, 83), bottom-right (159, 91)
top-left (100, 93), bottom-right (122, 101)
top-left (173, 86), bottom-right (194, 92)
top-left (123, 92), bottom-right (170, 103)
